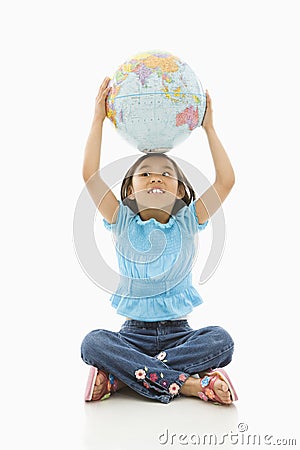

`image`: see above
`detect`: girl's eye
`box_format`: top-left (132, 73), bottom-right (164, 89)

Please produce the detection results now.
top-left (138, 171), bottom-right (172, 177)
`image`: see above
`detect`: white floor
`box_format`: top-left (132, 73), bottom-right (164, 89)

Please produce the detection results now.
top-left (3, 362), bottom-right (298, 450)
top-left (2, 323), bottom-right (299, 450)
top-left (42, 362), bottom-right (297, 450)
top-left (79, 386), bottom-right (239, 450)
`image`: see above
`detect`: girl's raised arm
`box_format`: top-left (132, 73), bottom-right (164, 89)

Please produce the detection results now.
top-left (82, 77), bottom-right (120, 224)
top-left (194, 91), bottom-right (235, 224)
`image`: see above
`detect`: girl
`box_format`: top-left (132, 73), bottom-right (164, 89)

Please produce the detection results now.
top-left (80, 77), bottom-right (237, 405)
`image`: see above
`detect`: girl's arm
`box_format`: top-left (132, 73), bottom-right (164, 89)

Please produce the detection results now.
top-left (82, 77), bottom-right (120, 224)
top-left (194, 91), bottom-right (235, 224)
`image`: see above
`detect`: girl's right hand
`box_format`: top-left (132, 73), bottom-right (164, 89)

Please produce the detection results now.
top-left (94, 77), bottom-right (111, 122)
top-left (201, 90), bottom-right (214, 131)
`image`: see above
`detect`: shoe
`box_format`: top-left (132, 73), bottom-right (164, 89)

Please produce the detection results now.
top-left (84, 366), bottom-right (118, 402)
top-left (197, 368), bottom-right (238, 405)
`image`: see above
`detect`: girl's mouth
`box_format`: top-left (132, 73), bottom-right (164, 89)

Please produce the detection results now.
top-left (147, 188), bottom-right (165, 194)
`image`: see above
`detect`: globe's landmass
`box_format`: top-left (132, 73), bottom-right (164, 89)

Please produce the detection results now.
top-left (106, 50), bottom-right (206, 153)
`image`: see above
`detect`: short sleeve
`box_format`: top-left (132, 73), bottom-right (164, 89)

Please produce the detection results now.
top-left (102, 200), bottom-right (134, 233)
top-left (103, 217), bottom-right (115, 231)
top-left (175, 200), bottom-right (209, 233)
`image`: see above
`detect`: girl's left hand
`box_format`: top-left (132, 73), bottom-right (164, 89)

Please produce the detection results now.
top-left (201, 90), bottom-right (214, 131)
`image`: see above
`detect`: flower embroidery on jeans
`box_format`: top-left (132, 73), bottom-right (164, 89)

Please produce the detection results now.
top-left (149, 372), bottom-right (159, 382)
top-left (156, 351), bottom-right (168, 362)
top-left (135, 369), bottom-right (146, 380)
top-left (169, 383), bottom-right (180, 396)
top-left (159, 379), bottom-right (170, 389)
top-left (178, 373), bottom-right (187, 382)
top-left (134, 366), bottom-right (183, 398)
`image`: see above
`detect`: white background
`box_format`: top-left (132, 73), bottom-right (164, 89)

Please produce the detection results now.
top-left (1, 0), bottom-right (299, 449)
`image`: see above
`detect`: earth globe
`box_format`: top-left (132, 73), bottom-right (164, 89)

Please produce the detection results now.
top-left (106, 50), bottom-right (206, 153)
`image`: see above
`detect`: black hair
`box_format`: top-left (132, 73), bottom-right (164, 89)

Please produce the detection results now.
top-left (120, 153), bottom-right (195, 215)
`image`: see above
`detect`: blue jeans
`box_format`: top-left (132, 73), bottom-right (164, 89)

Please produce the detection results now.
top-left (80, 319), bottom-right (234, 404)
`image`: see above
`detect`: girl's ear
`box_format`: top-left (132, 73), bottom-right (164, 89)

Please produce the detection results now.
top-left (127, 186), bottom-right (135, 200)
top-left (177, 183), bottom-right (185, 199)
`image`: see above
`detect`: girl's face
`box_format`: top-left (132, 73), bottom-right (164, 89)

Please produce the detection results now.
top-left (127, 156), bottom-right (184, 209)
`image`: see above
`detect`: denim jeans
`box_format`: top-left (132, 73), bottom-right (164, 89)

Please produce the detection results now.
top-left (81, 319), bottom-right (234, 404)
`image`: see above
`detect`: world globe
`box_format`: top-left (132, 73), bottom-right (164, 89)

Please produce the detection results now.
top-left (106, 50), bottom-right (206, 153)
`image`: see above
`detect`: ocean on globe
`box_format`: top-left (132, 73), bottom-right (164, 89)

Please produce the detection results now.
top-left (106, 50), bottom-right (206, 153)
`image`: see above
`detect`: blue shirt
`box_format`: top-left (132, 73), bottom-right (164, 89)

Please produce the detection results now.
top-left (103, 200), bottom-right (208, 321)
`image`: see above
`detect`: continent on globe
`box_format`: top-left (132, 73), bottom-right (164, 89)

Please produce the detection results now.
top-left (176, 106), bottom-right (199, 130)
top-left (106, 50), bottom-right (206, 153)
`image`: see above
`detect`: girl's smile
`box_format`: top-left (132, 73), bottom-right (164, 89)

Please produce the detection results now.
top-left (147, 188), bottom-right (165, 194)
top-left (129, 157), bottom-right (183, 201)
top-left (126, 155), bottom-right (185, 223)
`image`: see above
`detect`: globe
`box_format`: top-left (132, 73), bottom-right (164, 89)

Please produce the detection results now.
top-left (106, 50), bottom-right (206, 153)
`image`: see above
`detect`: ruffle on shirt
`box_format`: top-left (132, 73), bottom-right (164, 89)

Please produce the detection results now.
top-left (103, 199), bottom-right (209, 232)
top-left (110, 285), bottom-right (204, 322)
top-left (134, 214), bottom-right (175, 228)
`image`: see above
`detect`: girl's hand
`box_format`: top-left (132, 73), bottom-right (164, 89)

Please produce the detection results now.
top-left (202, 90), bottom-right (214, 131)
top-left (94, 76), bottom-right (112, 122)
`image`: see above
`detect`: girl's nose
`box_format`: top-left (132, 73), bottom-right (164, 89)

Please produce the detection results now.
top-left (150, 173), bottom-right (162, 182)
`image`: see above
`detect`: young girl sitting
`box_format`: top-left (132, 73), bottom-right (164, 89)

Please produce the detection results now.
top-left (80, 77), bottom-right (237, 405)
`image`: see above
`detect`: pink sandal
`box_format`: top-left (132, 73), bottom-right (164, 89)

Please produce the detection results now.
top-left (84, 366), bottom-right (118, 402)
top-left (197, 368), bottom-right (238, 405)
